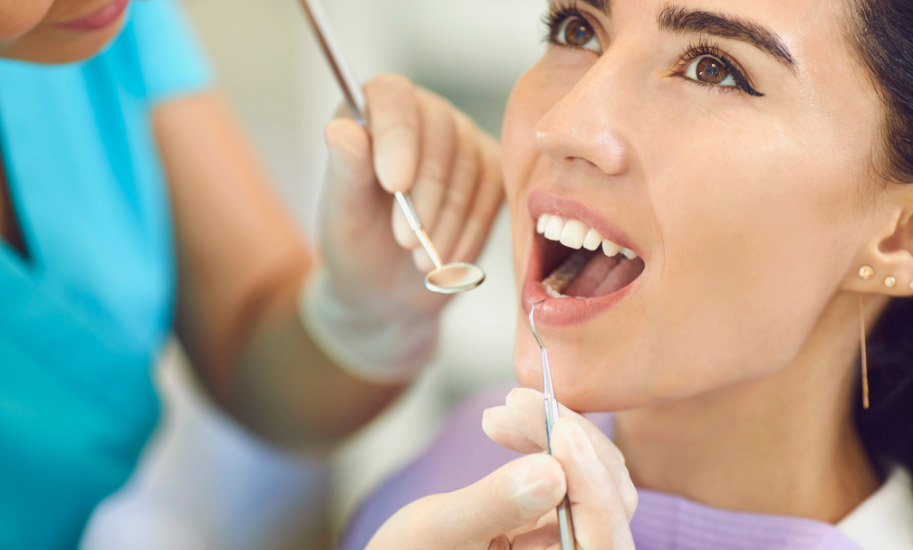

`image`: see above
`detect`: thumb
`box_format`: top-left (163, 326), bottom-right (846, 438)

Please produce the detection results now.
top-left (368, 454), bottom-right (566, 550)
top-left (324, 117), bottom-right (383, 202)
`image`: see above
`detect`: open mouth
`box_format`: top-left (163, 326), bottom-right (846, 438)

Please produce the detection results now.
top-left (535, 213), bottom-right (646, 300)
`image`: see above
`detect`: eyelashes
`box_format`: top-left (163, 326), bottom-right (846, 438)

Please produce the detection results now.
top-left (542, 2), bottom-right (583, 45)
top-left (673, 39), bottom-right (764, 97)
top-left (542, 3), bottom-right (765, 97)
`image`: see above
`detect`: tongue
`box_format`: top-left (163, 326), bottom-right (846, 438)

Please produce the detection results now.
top-left (564, 253), bottom-right (641, 298)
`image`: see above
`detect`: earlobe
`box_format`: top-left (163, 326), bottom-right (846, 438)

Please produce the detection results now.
top-left (843, 208), bottom-right (913, 296)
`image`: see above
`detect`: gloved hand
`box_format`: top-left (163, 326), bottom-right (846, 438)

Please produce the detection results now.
top-left (364, 388), bottom-right (638, 549)
top-left (302, 74), bottom-right (503, 383)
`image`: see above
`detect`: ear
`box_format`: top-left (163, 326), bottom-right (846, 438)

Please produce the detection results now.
top-left (843, 204), bottom-right (913, 296)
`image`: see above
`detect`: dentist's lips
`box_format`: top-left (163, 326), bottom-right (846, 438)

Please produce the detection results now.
top-left (55, 0), bottom-right (128, 31)
top-left (522, 190), bottom-right (645, 326)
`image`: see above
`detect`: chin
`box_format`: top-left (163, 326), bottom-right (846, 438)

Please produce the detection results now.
top-left (2, 22), bottom-right (123, 64)
top-left (513, 324), bottom-right (648, 413)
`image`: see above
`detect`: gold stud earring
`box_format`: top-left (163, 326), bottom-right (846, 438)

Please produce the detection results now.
top-left (858, 265), bottom-right (875, 281)
top-left (884, 276), bottom-right (897, 289)
top-left (858, 295), bottom-right (870, 410)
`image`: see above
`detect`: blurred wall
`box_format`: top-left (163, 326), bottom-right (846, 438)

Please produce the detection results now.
top-left (84, 0), bottom-right (545, 547)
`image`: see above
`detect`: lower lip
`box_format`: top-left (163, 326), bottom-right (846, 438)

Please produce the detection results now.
top-left (56, 0), bottom-right (129, 31)
top-left (521, 235), bottom-right (638, 327)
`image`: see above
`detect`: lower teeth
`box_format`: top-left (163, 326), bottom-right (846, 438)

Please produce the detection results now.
top-left (544, 283), bottom-right (565, 299)
top-left (542, 252), bottom-right (588, 297)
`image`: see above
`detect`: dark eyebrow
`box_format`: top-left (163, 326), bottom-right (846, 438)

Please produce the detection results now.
top-left (579, 0), bottom-right (610, 16)
top-left (658, 5), bottom-right (796, 70)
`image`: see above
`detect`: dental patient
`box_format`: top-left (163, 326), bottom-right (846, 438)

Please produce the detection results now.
top-left (323, 0), bottom-right (913, 548)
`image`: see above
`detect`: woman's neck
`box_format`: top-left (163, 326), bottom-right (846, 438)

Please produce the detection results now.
top-left (613, 293), bottom-right (883, 523)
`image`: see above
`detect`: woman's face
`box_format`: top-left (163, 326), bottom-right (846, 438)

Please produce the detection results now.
top-left (0, 0), bottom-right (130, 63)
top-left (505, 0), bottom-right (886, 410)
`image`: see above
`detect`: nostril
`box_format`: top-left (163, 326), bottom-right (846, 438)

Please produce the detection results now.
top-left (534, 118), bottom-right (631, 176)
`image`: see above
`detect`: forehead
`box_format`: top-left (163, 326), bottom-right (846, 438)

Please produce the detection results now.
top-left (588, 0), bottom-right (865, 93)
top-left (579, 0), bottom-right (854, 52)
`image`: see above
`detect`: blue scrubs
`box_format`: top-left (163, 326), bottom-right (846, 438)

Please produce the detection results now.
top-left (0, 2), bottom-right (211, 546)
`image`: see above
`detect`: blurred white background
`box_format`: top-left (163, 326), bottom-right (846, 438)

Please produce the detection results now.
top-left (81, 0), bottom-right (546, 548)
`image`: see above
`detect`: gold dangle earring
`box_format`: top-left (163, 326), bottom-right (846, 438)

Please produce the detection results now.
top-left (857, 265), bottom-right (873, 410)
top-left (858, 294), bottom-right (870, 410)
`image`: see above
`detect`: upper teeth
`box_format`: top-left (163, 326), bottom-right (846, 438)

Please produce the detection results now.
top-left (536, 214), bottom-right (638, 260)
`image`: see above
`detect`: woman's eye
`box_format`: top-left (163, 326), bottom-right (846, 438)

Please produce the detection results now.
top-left (554, 15), bottom-right (602, 54)
top-left (684, 55), bottom-right (737, 87)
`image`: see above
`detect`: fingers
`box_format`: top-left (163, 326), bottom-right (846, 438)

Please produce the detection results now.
top-left (449, 133), bottom-right (505, 265)
top-left (552, 418), bottom-right (637, 549)
top-left (415, 112), bottom-right (482, 271)
top-left (485, 388), bottom-right (627, 472)
top-left (361, 76), bottom-right (502, 273)
top-left (324, 117), bottom-right (376, 197)
top-left (391, 89), bottom-right (458, 249)
top-left (367, 454), bottom-right (566, 550)
top-left (510, 522), bottom-right (560, 549)
top-left (483, 388), bottom-right (637, 547)
top-left (482, 405), bottom-right (542, 455)
top-left (364, 74), bottom-right (421, 194)
top-left (323, 117), bottom-right (389, 245)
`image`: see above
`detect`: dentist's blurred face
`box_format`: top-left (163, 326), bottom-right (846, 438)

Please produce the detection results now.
top-left (0, 0), bottom-right (132, 63)
top-left (504, 0), bottom-right (885, 411)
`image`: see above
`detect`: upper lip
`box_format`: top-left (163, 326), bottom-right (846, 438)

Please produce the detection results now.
top-left (527, 188), bottom-right (643, 259)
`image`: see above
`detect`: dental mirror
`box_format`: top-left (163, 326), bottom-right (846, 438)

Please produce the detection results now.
top-left (299, 0), bottom-right (486, 295)
top-left (424, 262), bottom-right (486, 295)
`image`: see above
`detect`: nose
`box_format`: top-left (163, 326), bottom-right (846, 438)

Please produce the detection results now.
top-left (534, 55), bottom-right (634, 177)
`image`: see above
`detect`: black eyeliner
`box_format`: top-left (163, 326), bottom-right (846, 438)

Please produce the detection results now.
top-left (679, 38), bottom-right (765, 97)
top-left (542, 1), bottom-right (584, 46)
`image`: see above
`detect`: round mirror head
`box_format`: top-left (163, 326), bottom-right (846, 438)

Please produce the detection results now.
top-left (424, 262), bottom-right (486, 295)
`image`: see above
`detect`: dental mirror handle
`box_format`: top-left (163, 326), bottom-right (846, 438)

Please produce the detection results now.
top-left (300, 0), bottom-right (445, 272)
top-left (395, 193), bottom-right (444, 269)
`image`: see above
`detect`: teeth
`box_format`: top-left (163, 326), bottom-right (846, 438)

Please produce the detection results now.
top-left (559, 220), bottom-right (588, 249)
top-left (544, 283), bottom-right (565, 299)
top-left (582, 229), bottom-right (602, 251)
top-left (602, 240), bottom-right (621, 257)
top-left (543, 253), bottom-right (588, 296)
top-left (536, 214), bottom-right (637, 260)
top-left (545, 216), bottom-right (564, 240)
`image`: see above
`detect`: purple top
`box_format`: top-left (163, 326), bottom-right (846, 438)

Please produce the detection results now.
top-left (340, 390), bottom-right (861, 549)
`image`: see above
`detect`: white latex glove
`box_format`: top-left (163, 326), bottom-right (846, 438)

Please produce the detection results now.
top-left (483, 388), bottom-right (639, 548)
top-left (367, 453), bottom-right (568, 550)
top-left (305, 74), bottom-right (503, 383)
top-left (365, 388), bottom-right (638, 549)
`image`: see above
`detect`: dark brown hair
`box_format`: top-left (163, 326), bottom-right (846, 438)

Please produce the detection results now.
top-left (849, 0), bottom-right (913, 475)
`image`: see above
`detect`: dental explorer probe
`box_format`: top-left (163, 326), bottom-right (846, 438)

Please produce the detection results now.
top-left (529, 300), bottom-right (577, 550)
top-left (297, 0), bottom-right (486, 295)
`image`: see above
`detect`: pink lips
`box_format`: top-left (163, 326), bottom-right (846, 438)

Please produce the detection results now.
top-left (56, 0), bottom-right (129, 31)
top-left (521, 189), bottom-right (643, 327)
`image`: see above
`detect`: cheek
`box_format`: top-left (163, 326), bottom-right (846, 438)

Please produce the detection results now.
top-left (502, 61), bottom-right (581, 281)
top-left (503, 68), bottom-right (544, 286)
top-left (640, 118), bottom-right (867, 391)
top-left (0, 0), bottom-right (54, 41)
top-left (502, 68), bottom-right (544, 205)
